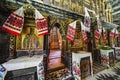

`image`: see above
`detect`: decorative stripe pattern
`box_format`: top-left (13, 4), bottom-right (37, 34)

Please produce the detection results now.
top-left (66, 21), bottom-right (76, 42)
top-left (35, 9), bottom-right (48, 36)
top-left (2, 7), bottom-right (24, 36)
top-left (95, 29), bottom-right (101, 40)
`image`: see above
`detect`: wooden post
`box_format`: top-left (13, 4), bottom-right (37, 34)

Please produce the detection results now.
top-left (43, 16), bottom-right (50, 79)
top-left (9, 35), bottom-right (16, 59)
top-left (61, 40), bottom-right (66, 63)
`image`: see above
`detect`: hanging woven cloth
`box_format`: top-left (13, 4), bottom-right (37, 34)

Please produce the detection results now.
top-left (115, 29), bottom-right (119, 38)
top-left (95, 29), bottom-right (102, 40)
top-left (84, 7), bottom-right (91, 32)
top-left (2, 7), bottom-right (24, 36)
top-left (81, 22), bottom-right (88, 42)
top-left (35, 9), bottom-right (48, 36)
top-left (66, 21), bottom-right (77, 42)
top-left (103, 27), bottom-right (107, 40)
top-left (110, 28), bottom-right (116, 38)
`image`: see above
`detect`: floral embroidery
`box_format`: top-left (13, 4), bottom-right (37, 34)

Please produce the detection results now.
top-left (37, 61), bottom-right (44, 80)
top-left (72, 61), bottom-right (81, 80)
top-left (101, 54), bottom-right (109, 66)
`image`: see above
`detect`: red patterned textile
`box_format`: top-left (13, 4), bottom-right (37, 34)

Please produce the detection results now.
top-left (81, 22), bottom-right (88, 42)
top-left (84, 7), bottom-right (91, 32)
top-left (110, 28), bottom-right (115, 38)
top-left (35, 9), bottom-right (48, 36)
top-left (110, 32), bottom-right (114, 38)
top-left (2, 7), bottom-right (24, 36)
top-left (115, 34), bottom-right (119, 38)
top-left (103, 32), bottom-right (107, 40)
top-left (66, 21), bottom-right (76, 42)
top-left (82, 30), bottom-right (88, 42)
top-left (103, 28), bottom-right (107, 40)
top-left (95, 29), bottom-right (101, 40)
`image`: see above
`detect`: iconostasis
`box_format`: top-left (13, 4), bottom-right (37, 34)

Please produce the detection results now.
top-left (16, 26), bottom-right (43, 50)
top-left (68, 21), bottom-right (88, 53)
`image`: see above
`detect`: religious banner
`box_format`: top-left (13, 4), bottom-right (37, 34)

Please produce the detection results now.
top-left (103, 27), bottom-right (107, 40)
top-left (95, 29), bottom-right (102, 40)
top-left (81, 22), bottom-right (88, 42)
top-left (110, 28), bottom-right (116, 38)
top-left (84, 7), bottom-right (91, 32)
top-left (2, 7), bottom-right (24, 36)
top-left (66, 21), bottom-right (77, 42)
top-left (35, 9), bottom-right (48, 36)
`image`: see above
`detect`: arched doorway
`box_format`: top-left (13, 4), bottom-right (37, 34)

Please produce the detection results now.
top-left (49, 27), bottom-right (62, 50)
top-left (48, 23), bottom-right (65, 70)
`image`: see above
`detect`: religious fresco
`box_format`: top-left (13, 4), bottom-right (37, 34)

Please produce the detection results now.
top-left (16, 26), bottom-right (43, 50)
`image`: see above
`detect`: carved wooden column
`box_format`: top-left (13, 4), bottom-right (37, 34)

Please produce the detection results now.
top-left (102, 0), bottom-right (105, 15)
top-left (9, 35), bottom-right (16, 59)
top-left (108, 9), bottom-right (112, 23)
top-left (99, 0), bottom-right (101, 13)
top-left (106, 9), bottom-right (109, 22)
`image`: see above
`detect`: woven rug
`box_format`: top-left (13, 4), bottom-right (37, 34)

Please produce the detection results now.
top-left (86, 62), bottom-right (120, 80)
top-left (93, 62), bottom-right (107, 74)
top-left (46, 68), bottom-right (72, 80)
top-left (95, 62), bottom-right (120, 80)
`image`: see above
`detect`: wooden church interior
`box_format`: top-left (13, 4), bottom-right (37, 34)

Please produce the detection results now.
top-left (0, 0), bottom-right (120, 80)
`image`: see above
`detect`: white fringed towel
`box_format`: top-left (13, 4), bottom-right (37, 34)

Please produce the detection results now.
top-left (81, 22), bottom-right (88, 42)
top-left (110, 28), bottom-right (116, 38)
top-left (95, 29), bottom-right (102, 40)
top-left (84, 7), bottom-right (91, 32)
top-left (66, 21), bottom-right (77, 42)
top-left (35, 9), bottom-right (48, 36)
top-left (2, 7), bottom-right (24, 36)
top-left (115, 29), bottom-right (119, 38)
top-left (103, 27), bottom-right (107, 40)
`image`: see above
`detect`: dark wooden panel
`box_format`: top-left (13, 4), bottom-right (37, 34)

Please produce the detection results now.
top-left (0, 13), bottom-right (10, 63)
top-left (5, 67), bottom-right (37, 80)
top-left (80, 56), bottom-right (91, 78)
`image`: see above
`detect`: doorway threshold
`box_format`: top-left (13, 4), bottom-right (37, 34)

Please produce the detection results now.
top-left (48, 58), bottom-right (65, 72)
